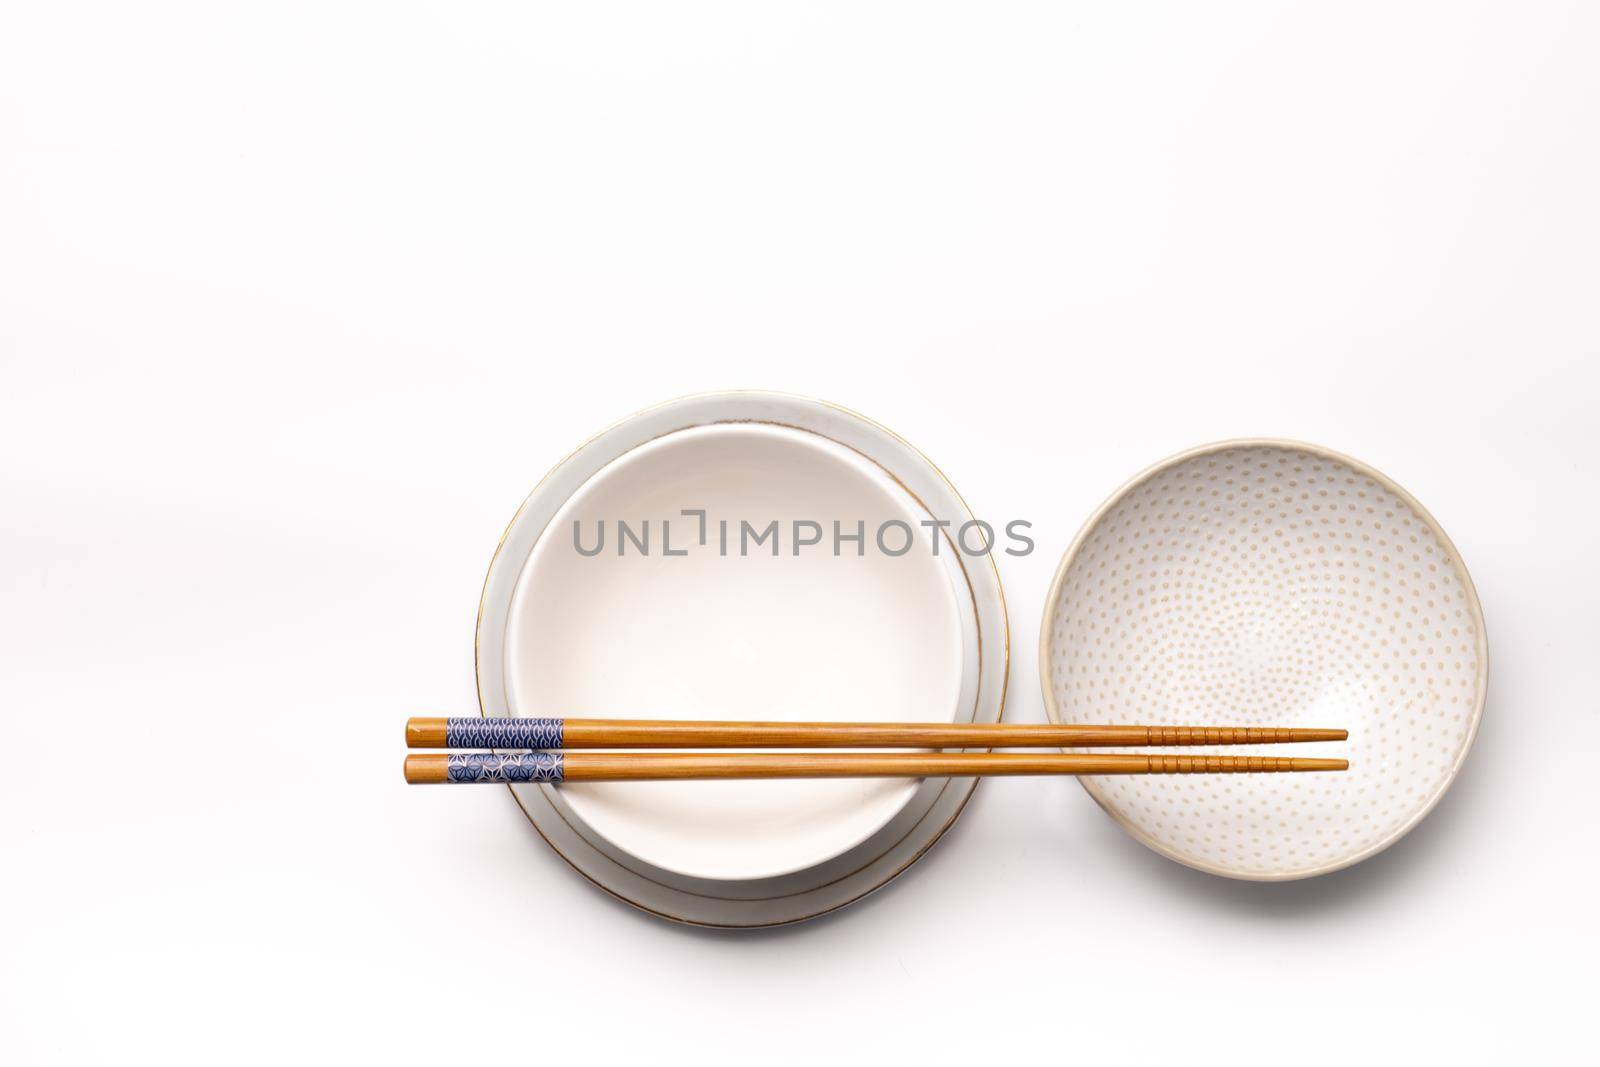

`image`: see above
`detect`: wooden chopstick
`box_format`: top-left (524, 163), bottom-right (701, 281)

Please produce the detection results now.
top-left (404, 751), bottom-right (1348, 783)
top-left (405, 716), bottom-right (1347, 750)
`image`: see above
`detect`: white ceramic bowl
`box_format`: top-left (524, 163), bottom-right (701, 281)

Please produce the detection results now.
top-left (477, 392), bottom-right (1009, 923)
top-left (507, 422), bottom-right (965, 880)
top-left (1041, 440), bottom-right (1487, 880)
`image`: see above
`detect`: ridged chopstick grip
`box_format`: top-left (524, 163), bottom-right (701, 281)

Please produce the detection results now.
top-left (403, 752), bottom-right (1348, 783)
top-left (405, 716), bottom-right (1345, 749)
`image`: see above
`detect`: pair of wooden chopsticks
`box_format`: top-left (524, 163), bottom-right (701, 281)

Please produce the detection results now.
top-left (402, 717), bottom-right (1349, 784)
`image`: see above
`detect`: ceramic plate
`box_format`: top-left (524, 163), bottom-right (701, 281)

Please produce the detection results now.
top-left (1041, 440), bottom-right (1487, 880)
top-left (477, 392), bottom-right (1009, 924)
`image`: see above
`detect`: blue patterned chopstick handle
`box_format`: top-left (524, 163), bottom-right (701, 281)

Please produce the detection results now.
top-left (446, 752), bottom-right (564, 783)
top-left (445, 717), bottom-right (564, 749)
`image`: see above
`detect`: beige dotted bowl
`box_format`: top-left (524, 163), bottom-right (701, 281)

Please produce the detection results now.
top-left (1041, 440), bottom-right (1488, 880)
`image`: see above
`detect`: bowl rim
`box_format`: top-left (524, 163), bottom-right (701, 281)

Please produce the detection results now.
top-left (1038, 437), bottom-right (1490, 881)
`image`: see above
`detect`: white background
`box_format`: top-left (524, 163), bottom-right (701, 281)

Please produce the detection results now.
top-left (3, 2), bottom-right (1596, 1062)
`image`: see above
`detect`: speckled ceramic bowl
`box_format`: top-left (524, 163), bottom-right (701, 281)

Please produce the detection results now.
top-left (1041, 440), bottom-right (1487, 880)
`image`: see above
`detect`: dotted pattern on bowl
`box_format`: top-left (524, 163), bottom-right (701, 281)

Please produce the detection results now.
top-left (1045, 444), bottom-right (1484, 878)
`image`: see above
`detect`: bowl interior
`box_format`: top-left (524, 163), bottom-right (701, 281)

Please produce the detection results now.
top-left (1043, 442), bottom-right (1485, 879)
top-left (505, 422), bottom-right (967, 881)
